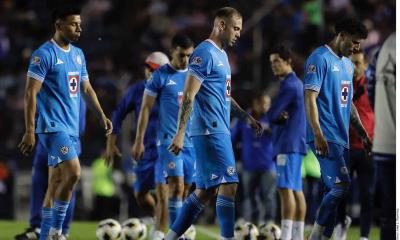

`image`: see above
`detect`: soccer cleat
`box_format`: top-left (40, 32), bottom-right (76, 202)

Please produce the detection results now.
top-left (333, 215), bottom-right (352, 240)
top-left (14, 227), bottom-right (40, 240)
top-left (46, 234), bottom-right (65, 240)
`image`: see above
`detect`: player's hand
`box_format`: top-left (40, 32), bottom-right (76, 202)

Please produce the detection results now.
top-left (314, 132), bottom-right (329, 157)
top-left (100, 116), bottom-right (113, 136)
top-left (18, 131), bottom-right (35, 156)
top-left (168, 133), bottom-right (184, 156)
top-left (132, 140), bottom-right (145, 161)
top-left (105, 136), bottom-right (122, 167)
top-left (247, 116), bottom-right (264, 136)
top-left (361, 135), bottom-right (372, 156)
top-left (274, 111), bottom-right (289, 124)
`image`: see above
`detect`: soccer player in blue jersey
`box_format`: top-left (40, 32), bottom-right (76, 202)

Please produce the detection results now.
top-left (105, 51), bottom-right (169, 238)
top-left (165, 7), bottom-right (262, 240)
top-left (15, 100), bottom-right (86, 240)
top-left (304, 17), bottom-right (371, 240)
top-left (268, 46), bottom-right (307, 240)
top-left (231, 92), bottom-right (277, 225)
top-left (132, 33), bottom-right (195, 240)
top-left (18, 5), bottom-right (112, 240)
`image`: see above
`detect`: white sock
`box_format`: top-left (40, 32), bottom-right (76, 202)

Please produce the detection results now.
top-left (153, 230), bottom-right (165, 239)
top-left (292, 221), bottom-right (305, 240)
top-left (360, 238), bottom-right (368, 240)
top-left (164, 230), bottom-right (178, 240)
top-left (281, 219), bottom-right (293, 240)
top-left (309, 222), bottom-right (325, 240)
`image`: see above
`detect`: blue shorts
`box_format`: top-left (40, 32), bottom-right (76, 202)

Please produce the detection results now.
top-left (309, 142), bottom-right (350, 189)
top-left (157, 145), bottom-right (196, 185)
top-left (37, 132), bottom-right (81, 167)
top-left (276, 153), bottom-right (304, 191)
top-left (192, 133), bottom-right (238, 189)
top-left (132, 148), bottom-right (158, 192)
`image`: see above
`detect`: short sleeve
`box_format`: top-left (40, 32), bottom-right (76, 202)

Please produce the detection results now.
top-left (144, 70), bottom-right (163, 98)
top-left (27, 49), bottom-right (52, 82)
top-left (188, 48), bottom-right (213, 83)
top-left (80, 50), bottom-right (89, 81)
top-left (303, 53), bottom-right (327, 92)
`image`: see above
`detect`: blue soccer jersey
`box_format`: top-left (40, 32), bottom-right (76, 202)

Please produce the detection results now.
top-left (188, 40), bottom-right (232, 136)
top-left (27, 39), bottom-right (89, 137)
top-left (304, 45), bottom-right (354, 148)
top-left (144, 64), bottom-right (192, 147)
top-left (111, 80), bottom-right (159, 170)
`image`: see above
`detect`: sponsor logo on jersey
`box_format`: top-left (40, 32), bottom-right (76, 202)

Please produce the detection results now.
top-left (332, 65), bottom-right (340, 72)
top-left (210, 174), bottom-right (218, 180)
top-left (56, 58), bottom-right (64, 65)
top-left (217, 61), bottom-right (224, 67)
top-left (166, 79), bottom-right (177, 86)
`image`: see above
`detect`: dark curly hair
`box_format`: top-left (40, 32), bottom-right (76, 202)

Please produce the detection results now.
top-left (335, 16), bottom-right (368, 39)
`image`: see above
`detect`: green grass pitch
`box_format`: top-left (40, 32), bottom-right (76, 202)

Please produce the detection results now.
top-left (0, 220), bottom-right (380, 239)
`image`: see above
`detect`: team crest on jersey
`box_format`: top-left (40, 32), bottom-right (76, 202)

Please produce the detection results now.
top-left (168, 161), bottom-right (176, 169)
top-left (340, 81), bottom-right (351, 107)
top-left (31, 56), bottom-right (41, 65)
top-left (307, 64), bottom-right (316, 73)
top-left (178, 91), bottom-right (183, 104)
top-left (68, 72), bottom-right (80, 97)
top-left (60, 146), bottom-right (69, 155)
top-left (76, 55), bottom-right (82, 65)
top-left (226, 79), bottom-right (231, 97)
top-left (191, 56), bottom-right (202, 65)
top-left (227, 166), bottom-right (236, 176)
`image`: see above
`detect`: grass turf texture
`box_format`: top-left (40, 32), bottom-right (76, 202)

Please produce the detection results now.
top-left (0, 220), bottom-right (380, 240)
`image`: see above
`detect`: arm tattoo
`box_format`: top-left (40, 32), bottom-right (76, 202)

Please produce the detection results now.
top-left (231, 98), bottom-right (250, 119)
top-left (350, 103), bottom-right (368, 139)
top-left (177, 93), bottom-right (193, 132)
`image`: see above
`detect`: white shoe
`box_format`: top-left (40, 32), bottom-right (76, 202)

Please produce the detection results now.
top-left (333, 216), bottom-right (352, 240)
top-left (360, 237), bottom-right (368, 240)
top-left (153, 230), bottom-right (165, 240)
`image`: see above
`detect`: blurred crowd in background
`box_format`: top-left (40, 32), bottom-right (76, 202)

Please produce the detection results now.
top-left (0, 0), bottom-right (395, 226)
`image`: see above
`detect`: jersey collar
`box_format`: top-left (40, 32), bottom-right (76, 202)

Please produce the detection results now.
top-left (324, 44), bottom-right (343, 60)
top-left (206, 39), bottom-right (224, 53)
top-left (51, 39), bottom-right (71, 53)
top-left (168, 63), bottom-right (188, 72)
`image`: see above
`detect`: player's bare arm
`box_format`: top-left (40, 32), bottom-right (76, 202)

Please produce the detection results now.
top-left (350, 102), bottom-right (372, 153)
top-left (81, 80), bottom-right (113, 136)
top-left (132, 94), bottom-right (156, 160)
top-left (304, 89), bottom-right (329, 157)
top-left (231, 97), bottom-right (263, 136)
top-left (18, 77), bottom-right (42, 156)
top-left (168, 74), bottom-right (201, 155)
top-left (105, 134), bottom-right (121, 167)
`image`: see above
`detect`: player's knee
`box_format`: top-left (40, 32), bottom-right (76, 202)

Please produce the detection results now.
top-left (65, 170), bottom-right (80, 187)
top-left (331, 183), bottom-right (350, 200)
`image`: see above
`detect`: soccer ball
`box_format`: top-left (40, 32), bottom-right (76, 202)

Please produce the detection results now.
top-left (234, 222), bottom-right (259, 240)
top-left (96, 218), bottom-right (122, 240)
top-left (258, 222), bottom-right (282, 240)
top-left (121, 218), bottom-right (147, 240)
top-left (183, 225), bottom-right (196, 240)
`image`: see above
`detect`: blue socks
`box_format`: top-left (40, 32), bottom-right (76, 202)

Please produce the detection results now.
top-left (168, 197), bottom-right (182, 227)
top-left (39, 207), bottom-right (52, 240)
top-left (216, 195), bottom-right (235, 238)
top-left (170, 193), bottom-right (204, 236)
top-left (62, 192), bottom-right (76, 235)
top-left (49, 199), bottom-right (70, 235)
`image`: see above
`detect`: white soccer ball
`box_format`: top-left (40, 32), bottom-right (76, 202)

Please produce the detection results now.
top-left (258, 222), bottom-right (282, 240)
top-left (96, 218), bottom-right (122, 240)
top-left (183, 225), bottom-right (196, 240)
top-left (121, 218), bottom-right (147, 240)
top-left (234, 222), bottom-right (259, 240)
